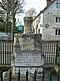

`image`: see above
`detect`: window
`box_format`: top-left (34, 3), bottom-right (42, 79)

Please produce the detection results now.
top-left (56, 17), bottom-right (60, 23)
top-left (38, 29), bottom-right (40, 34)
top-left (32, 28), bottom-right (35, 33)
top-left (56, 3), bottom-right (60, 8)
top-left (38, 16), bottom-right (41, 23)
top-left (55, 29), bottom-right (60, 35)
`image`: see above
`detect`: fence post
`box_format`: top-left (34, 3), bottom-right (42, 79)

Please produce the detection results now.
top-left (55, 43), bottom-right (58, 64)
top-left (26, 70), bottom-right (28, 81)
top-left (9, 70), bottom-right (12, 81)
top-left (42, 67), bottom-right (45, 81)
top-left (57, 68), bottom-right (60, 81)
top-left (1, 70), bottom-right (3, 81)
top-left (50, 68), bottom-right (52, 81)
top-left (18, 70), bottom-right (20, 81)
top-left (34, 69), bottom-right (37, 81)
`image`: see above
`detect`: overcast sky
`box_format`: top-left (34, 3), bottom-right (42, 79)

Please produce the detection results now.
top-left (16, 0), bottom-right (46, 22)
top-left (0, 0), bottom-right (46, 14)
top-left (24, 0), bottom-right (46, 14)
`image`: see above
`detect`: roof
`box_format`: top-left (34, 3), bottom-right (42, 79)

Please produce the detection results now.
top-left (33, 0), bottom-right (56, 21)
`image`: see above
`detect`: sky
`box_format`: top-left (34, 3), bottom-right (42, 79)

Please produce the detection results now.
top-left (24, 0), bottom-right (46, 14)
top-left (0, 0), bottom-right (46, 17)
top-left (16, 0), bottom-right (46, 24)
top-left (0, 0), bottom-right (46, 25)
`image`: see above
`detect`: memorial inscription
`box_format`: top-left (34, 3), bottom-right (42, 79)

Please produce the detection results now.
top-left (15, 51), bottom-right (44, 67)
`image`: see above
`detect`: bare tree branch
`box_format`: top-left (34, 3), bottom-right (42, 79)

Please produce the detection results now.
top-left (0, 2), bottom-right (6, 10)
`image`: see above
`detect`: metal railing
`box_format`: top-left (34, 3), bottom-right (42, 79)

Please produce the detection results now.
top-left (0, 41), bottom-right (13, 65)
top-left (55, 43), bottom-right (60, 66)
top-left (0, 67), bottom-right (60, 81)
top-left (42, 41), bottom-right (60, 65)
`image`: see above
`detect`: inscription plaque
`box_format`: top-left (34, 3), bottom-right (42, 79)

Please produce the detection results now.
top-left (15, 51), bottom-right (44, 67)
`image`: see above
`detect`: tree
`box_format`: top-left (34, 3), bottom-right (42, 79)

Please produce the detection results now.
top-left (0, 8), bottom-right (6, 31)
top-left (0, 21), bottom-right (5, 32)
top-left (0, 0), bottom-right (25, 32)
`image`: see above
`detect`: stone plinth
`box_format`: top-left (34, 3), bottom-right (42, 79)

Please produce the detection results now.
top-left (12, 34), bottom-right (44, 67)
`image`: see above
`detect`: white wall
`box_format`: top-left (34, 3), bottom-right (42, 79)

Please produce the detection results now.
top-left (33, 0), bottom-right (60, 41)
top-left (42, 1), bottom-right (60, 41)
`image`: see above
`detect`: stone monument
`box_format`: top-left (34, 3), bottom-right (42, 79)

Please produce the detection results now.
top-left (12, 34), bottom-right (44, 74)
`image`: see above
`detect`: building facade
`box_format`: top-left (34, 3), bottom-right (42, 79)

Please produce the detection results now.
top-left (33, 0), bottom-right (60, 41)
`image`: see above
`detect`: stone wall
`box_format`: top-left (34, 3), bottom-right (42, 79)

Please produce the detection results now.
top-left (42, 0), bottom-right (60, 41)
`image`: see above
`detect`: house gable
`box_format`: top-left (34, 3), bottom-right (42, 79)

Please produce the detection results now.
top-left (33, 0), bottom-right (60, 41)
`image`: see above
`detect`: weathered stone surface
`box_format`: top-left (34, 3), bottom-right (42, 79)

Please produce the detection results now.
top-left (12, 34), bottom-right (44, 67)
top-left (15, 50), bottom-right (44, 67)
top-left (14, 34), bottom-right (42, 51)
top-left (13, 34), bottom-right (44, 67)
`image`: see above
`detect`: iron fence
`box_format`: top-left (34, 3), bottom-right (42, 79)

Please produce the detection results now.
top-left (0, 67), bottom-right (60, 81)
top-left (55, 43), bottom-right (60, 66)
top-left (42, 41), bottom-right (60, 65)
top-left (0, 41), bottom-right (13, 65)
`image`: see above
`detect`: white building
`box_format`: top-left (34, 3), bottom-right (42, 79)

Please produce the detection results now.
top-left (33, 0), bottom-right (60, 41)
